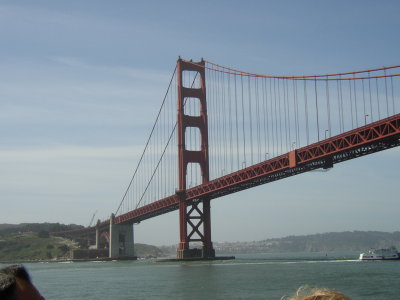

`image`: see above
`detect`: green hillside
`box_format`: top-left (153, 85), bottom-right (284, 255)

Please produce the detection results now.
top-left (0, 223), bottom-right (167, 261)
top-left (0, 232), bottom-right (78, 262)
top-left (0, 223), bottom-right (83, 262)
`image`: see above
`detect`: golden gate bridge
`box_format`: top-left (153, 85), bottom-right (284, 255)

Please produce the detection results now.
top-left (55, 58), bottom-right (400, 260)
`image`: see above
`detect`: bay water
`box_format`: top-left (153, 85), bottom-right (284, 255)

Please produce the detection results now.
top-left (2, 252), bottom-right (399, 299)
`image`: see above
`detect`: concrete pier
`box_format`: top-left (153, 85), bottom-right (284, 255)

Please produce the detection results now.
top-left (177, 246), bottom-right (216, 259)
top-left (109, 214), bottom-right (135, 258)
top-left (95, 220), bottom-right (101, 249)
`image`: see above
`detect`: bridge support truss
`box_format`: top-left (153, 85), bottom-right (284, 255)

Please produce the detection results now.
top-left (176, 58), bottom-right (215, 259)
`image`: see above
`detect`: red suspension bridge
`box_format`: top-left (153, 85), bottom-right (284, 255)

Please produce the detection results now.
top-left (56, 58), bottom-right (400, 260)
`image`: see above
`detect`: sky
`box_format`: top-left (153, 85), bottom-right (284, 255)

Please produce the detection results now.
top-left (1, 0), bottom-right (399, 246)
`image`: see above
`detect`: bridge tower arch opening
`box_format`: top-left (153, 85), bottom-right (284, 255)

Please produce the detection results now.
top-left (176, 58), bottom-right (215, 259)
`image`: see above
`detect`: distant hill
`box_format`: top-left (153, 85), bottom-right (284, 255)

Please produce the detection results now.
top-left (0, 223), bottom-right (166, 261)
top-left (3, 224), bottom-right (400, 261)
top-left (134, 243), bottom-right (164, 258)
top-left (0, 223), bottom-right (83, 236)
top-left (212, 231), bottom-right (400, 254)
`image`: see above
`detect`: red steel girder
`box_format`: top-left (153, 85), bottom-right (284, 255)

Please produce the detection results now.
top-left (295, 114), bottom-right (400, 165)
top-left (57, 113), bottom-right (400, 234)
top-left (115, 113), bottom-right (399, 225)
top-left (115, 194), bottom-right (179, 224)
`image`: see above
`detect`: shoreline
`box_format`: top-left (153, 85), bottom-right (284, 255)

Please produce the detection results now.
top-left (0, 256), bottom-right (138, 264)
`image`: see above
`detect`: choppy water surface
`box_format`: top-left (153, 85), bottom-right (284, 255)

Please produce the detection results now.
top-left (2, 252), bottom-right (399, 299)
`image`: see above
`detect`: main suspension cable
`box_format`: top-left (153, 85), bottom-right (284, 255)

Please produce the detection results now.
top-left (115, 66), bottom-right (177, 215)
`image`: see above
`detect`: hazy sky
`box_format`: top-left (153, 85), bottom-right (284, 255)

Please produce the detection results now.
top-left (1, 0), bottom-right (399, 246)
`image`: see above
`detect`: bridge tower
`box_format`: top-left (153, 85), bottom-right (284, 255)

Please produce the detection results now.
top-left (176, 58), bottom-right (215, 259)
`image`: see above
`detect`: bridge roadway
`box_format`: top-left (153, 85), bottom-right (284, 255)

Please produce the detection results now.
top-left (59, 113), bottom-right (400, 238)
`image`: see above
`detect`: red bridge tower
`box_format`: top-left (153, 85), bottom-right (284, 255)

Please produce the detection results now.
top-left (176, 58), bottom-right (215, 259)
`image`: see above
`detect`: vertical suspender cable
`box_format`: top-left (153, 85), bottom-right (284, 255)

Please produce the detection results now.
top-left (287, 80), bottom-right (292, 149)
top-left (339, 76), bottom-right (344, 131)
top-left (326, 77), bottom-right (331, 138)
top-left (262, 78), bottom-right (268, 158)
top-left (304, 80), bottom-right (310, 145)
top-left (283, 79), bottom-right (288, 150)
top-left (390, 76), bottom-right (395, 114)
top-left (362, 79), bottom-right (366, 124)
top-left (314, 78), bottom-right (320, 142)
top-left (211, 69), bottom-right (217, 177)
top-left (384, 69), bottom-right (389, 117)
top-left (349, 79), bottom-right (354, 129)
top-left (270, 79), bottom-right (275, 157)
top-left (267, 79), bottom-right (270, 156)
top-left (277, 79), bottom-right (283, 153)
top-left (217, 70), bottom-right (222, 174)
top-left (234, 75), bottom-right (239, 169)
top-left (376, 77), bottom-right (381, 119)
top-left (353, 74), bottom-right (358, 127)
top-left (255, 78), bottom-right (261, 161)
top-left (221, 70), bottom-right (226, 174)
top-left (248, 76), bottom-right (254, 164)
top-left (336, 79), bottom-right (341, 133)
top-left (115, 66), bottom-right (177, 215)
top-left (273, 78), bottom-right (278, 155)
top-left (368, 72), bottom-right (373, 121)
top-left (241, 75), bottom-right (246, 166)
top-left (294, 80), bottom-right (300, 147)
top-left (228, 74), bottom-right (233, 172)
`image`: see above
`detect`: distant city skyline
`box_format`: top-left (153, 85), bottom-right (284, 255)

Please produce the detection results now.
top-left (1, 0), bottom-right (399, 245)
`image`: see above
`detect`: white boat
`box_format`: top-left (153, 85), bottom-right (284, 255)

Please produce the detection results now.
top-left (359, 247), bottom-right (400, 260)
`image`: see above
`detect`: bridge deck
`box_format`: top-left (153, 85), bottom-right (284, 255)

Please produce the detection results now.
top-left (55, 113), bottom-right (400, 238)
top-left (114, 113), bottom-right (400, 225)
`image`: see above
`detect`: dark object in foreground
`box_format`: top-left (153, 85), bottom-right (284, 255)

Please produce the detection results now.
top-left (0, 264), bottom-right (44, 300)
